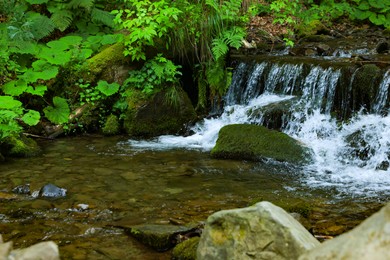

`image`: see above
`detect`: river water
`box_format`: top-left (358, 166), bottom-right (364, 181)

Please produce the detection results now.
top-left (0, 135), bottom-right (386, 259)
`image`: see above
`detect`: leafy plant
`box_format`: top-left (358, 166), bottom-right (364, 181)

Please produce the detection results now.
top-left (112, 0), bottom-right (181, 60)
top-left (123, 54), bottom-right (182, 95)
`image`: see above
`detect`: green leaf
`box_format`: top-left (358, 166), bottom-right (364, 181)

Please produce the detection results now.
top-left (25, 85), bottom-right (47, 96)
top-left (96, 80), bottom-right (120, 96)
top-left (25, 0), bottom-right (49, 3)
top-left (0, 96), bottom-right (22, 109)
top-left (43, 97), bottom-right (70, 124)
top-left (3, 80), bottom-right (28, 96)
top-left (22, 110), bottom-right (40, 126)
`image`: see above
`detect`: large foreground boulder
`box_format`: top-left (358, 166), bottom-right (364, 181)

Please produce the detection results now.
top-left (299, 202), bottom-right (390, 260)
top-left (211, 124), bottom-right (312, 165)
top-left (197, 201), bottom-right (320, 260)
top-left (124, 89), bottom-right (197, 137)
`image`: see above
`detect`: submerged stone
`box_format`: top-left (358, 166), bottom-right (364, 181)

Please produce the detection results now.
top-left (125, 224), bottom-right (193, 252)
top-left (39, 184), bottom-right (67, 198)
top-left (197, 201), bottom-right (320, 260)
top-left (211, 124), bottom-right (312, 165)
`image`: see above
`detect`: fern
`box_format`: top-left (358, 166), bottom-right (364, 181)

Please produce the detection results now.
top-left (30, 14), bottom-right (56, 40)
top-left (50, 9), bottom-right (73, 32)
top-left (68, 0), bottom-right (95, 12)
top-left (211, 38), bottom-right (229, 61)
top-left (91, 8), bottom-right (115, 28)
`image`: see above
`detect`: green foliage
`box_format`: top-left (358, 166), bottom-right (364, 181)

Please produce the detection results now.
top-left (43, 97), bottom-right (70, 124)
top-left (112, 0), bottom-right (181, 60)
top-left (123, 54), bottom-right (182, 95)
top-left (78, 80), bottom-right (120, 105)
top-left (350, 0), bottom-right (390, 28)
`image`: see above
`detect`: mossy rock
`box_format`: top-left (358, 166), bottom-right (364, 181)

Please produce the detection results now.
top-left (352, 64), bottom-right (382, 112)
top-left (124, 88), bottom-right (197, 138)
top-left (102, 114), bottom-right (120, 136)
top-left (172, 237), bottom-right (199, 260)
top-left (211, 124), bottom-right (312, 165)
top-left (0, 135), bottom-right (41, 158)
top-left (125, 224), bottom-right (192, 252)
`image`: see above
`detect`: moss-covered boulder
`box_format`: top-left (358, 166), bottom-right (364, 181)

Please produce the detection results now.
top-left (102, 114), bottom-right (120, 136)
top-left (172, 237), bottom-right (199, 260)
top-left (125, 224), bottom-right (192, 252)
top-left (352, 64), bottom-right (382, 112)
top-left (211, 124), bottom-right (312, 165)
top-left (0, 135), bottom-right (41, 157)
top-left (124, 88), bottom-right (197, 138)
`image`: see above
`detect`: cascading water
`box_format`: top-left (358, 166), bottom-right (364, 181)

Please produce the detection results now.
top-left (126, 61), bottom-right (390, 198)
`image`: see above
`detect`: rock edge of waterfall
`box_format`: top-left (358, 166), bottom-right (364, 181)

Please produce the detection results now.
top-left (195, 201), bottom-right (390, 260)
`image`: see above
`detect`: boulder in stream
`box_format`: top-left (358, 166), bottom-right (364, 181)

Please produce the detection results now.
top-left (197, 201), bottom-right (320, 260)
top-left (299, 202), bottom-right (390, 260)
top-left (211, 124), bottom-right (312, 165)
top-left (39, 183), bottom-right (67, 198)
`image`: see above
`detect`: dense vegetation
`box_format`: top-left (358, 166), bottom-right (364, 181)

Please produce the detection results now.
top-left (0, 0), bottom-right (389, 144)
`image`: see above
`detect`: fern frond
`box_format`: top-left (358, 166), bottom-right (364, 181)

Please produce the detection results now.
top-left (30, 14), bottom-right (56, 40)
top-left (211, 37), bottom-right (229, 60)
top-left (50, 10), bottom-right (73, 31)
top-left (68, 0), bottom-right (95, 12)
top-left (91, 8), bottom-right (114, 27)
top-left (205, 0), bottom-right (219, 12)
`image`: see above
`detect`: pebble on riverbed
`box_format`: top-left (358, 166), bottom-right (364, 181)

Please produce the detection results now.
top-left (39, 183), bottom-right (67, 198)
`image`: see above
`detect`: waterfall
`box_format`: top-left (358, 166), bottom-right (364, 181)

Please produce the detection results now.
top-left (126, 61), bottom-right (390, 197)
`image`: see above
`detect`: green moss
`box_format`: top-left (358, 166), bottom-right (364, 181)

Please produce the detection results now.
top-left (297, 20), bottom-right (326, 38)
top-left (102, 114), bottom-right (120, 136)
top-left (211, 124), bottom-right (312, 165)
top-left (0, 135), bottom-right (41, 157)
top-left (352, 64), bottom-right (381, 111)
top-left (172, 237), bottom-right (200, 260)
top-left (124, 88), bottom-right (197, 138)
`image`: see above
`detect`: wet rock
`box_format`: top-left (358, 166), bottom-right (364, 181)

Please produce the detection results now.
top-left (123, 88), bottom-right (197, 138)
top-left (197, 201), bottom-right (320, 260)
top-left (172, 237), bottom-right (199, 260)
top-left (0, 192), bottom-right (17, 201)
top-left (0, 135), bottom-right (41, 158)
top-left (124, 224), bottom-right (193, 252)
top-left (0, 241), bottom-right (13, 259)
top-left (39, 183), bottom-right (67, 198)
top-left (376, 41), bottom-right (389, 54)
top-left (12, 184), bottom-right (31, 195)
top-left (299, 202), bottom-right (390, 260)
top-left (9, 241), bottom-right (60, 260)
top-left (211, 124), bottom-right (313, 165)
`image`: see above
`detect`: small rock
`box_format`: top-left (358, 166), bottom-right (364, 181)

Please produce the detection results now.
top-left (172, 237), bottom-right (200, 260)
top-left (9, 241), bottom-right (60, 260)
top-left (0, 241), bottom-right (13, 259)
top-left (376, 41), bottom-right (389, 54)
top-left (39, 184), bottom-right (67, 198)
top-left (12, 184), bottom-right (31, 195)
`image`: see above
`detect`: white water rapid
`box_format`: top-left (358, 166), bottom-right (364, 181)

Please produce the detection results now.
top-left (126, 62), bottom-right (390, 197)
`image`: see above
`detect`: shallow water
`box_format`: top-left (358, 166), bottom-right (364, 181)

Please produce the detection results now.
top-left (0, 135), bottom-right (387, 259)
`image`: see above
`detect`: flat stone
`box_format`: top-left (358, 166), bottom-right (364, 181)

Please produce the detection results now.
top-left (9, 241), bottom-right (59, 260)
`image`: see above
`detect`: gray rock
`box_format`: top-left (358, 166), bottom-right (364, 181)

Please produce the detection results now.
top-left (12, 184), bottom-right (31, 195)
top-left (197, 201), bottom-right (320, 260)
top-left (0, 241), bottom-right (13, 259)
top-left (39, 183), bottom-right (67, 198)
top-left (9, 241), bottom-right (59, 260)
top-left (299, 202), bottom-right (390, 260)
